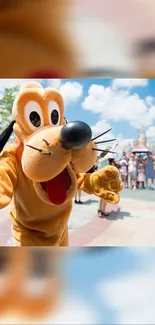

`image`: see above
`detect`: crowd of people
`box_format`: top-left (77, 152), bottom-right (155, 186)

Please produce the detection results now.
top-left (97, 149), bottom-right (155, 217)
top-left (117, 151), bottom-right (155, 190)
top-left (74, 146), bottom-right (155, 218)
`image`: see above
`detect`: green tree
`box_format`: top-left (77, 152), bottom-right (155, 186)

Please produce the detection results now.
top-left (0, 86), bottom-right (20, 131)
top-left (0, 86), bottom-right (20, 143)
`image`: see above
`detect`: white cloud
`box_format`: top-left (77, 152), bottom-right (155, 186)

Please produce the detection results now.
top-left (82, 83), bottom-right (154, 128)
top-left (91, 120), bottom-right (116, 150)
top-left (98, 250), bottom-right (155, 324)
top-left (146, 126), bottom-right (155, 139)
top-left (149, 106), bottom-right (155, 120)
top-left (112, 79), bottom-right (148, 90)
top-left (91, 120), bottom-right (133, 157)
top-left (145, 96), bottom-right (154, 106)
top-left (91, 120), bottom-right (112, 137)
top-left (59, 81), bottom-right (83, 105)
top-left (0, 79), bottom-right (83, 107)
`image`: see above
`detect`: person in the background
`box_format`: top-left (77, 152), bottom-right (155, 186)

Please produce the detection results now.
top-left (120, 159), bottom-right (128, 188)
top-left (128, 154), bottom-right (137, 189)
top-left (94, 162), bottom-right (98, 171)
top-left (108, 157), bottom-right (116, 166)
top-left (97, 142), bottom-right (118, 218)
top-left (137, 155), bottom-right (146, 189)
top-left (121, 151), bottom-right (129, 163)
top-left (144, 152), bottom-right (155, 189)
top-left (120, 152), bottom-right (129, 188)
top-left (75, 163), bottom-right (98, 204)
top-left (74, 190), bottom-right (83, 204)
top-left (108, 156), bottom-right (121, 170)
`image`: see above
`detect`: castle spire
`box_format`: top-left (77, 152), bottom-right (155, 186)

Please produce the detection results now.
top-left (133, 129), bottom-right (139, 148)
top-left (139, 125), bottom-right (147, 147)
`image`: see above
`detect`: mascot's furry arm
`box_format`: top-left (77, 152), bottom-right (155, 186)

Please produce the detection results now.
top-left (77, 166), bottom-right (122, 204)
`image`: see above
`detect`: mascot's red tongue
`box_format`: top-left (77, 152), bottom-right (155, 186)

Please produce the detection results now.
top-left (45, 175), bottom-right (67, 205)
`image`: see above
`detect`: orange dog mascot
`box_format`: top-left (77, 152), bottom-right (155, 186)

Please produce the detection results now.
top-left (0, 82), bottom-right (123, 246)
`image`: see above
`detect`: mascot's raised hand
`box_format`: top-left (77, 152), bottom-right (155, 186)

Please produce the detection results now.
top-left (77, 166), bottom-right (123, 205)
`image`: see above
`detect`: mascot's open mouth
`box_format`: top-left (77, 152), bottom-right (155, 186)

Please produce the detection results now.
top-left (40, 168), bottom-right (71, 205)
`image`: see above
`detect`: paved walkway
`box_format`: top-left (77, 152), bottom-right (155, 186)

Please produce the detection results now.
top-left (0, 189), bottom-right (155, 246)
top-left (69, 188), bottom-right (155, 246)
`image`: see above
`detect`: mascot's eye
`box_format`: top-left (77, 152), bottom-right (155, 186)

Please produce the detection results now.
top-left (51, 110), bottom-right (59, 125)
top-left (24, 101), bottom-right (44, 130)
top-left (29, 111), bottom-right (41, 127)
top-left (48, 101), bottom-right (60, 126)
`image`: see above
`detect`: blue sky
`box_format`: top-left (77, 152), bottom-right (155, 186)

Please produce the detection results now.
top-left (67, 78), bottom-right (155, 138)
top-left (42, 78), bottom-right (155, 139)
top-left (0, 78), bottom-right (155, 155)
top-left (58, 248), bottom-right (155, 324)
top-left (40, 78), bottom-right (155, 156)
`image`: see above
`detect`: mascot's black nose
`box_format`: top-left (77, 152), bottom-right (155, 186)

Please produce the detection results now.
top-left (60, 121), bottom-right (92, 150)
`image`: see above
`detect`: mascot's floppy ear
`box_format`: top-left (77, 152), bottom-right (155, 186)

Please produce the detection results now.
top-left (0, 120), bottom-right (16, 153)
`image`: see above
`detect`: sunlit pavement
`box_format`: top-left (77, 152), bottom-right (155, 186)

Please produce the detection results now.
top-left (0, 188), bottom-right (155, 246)
top-left (69, 188), bottom-right (155, 246)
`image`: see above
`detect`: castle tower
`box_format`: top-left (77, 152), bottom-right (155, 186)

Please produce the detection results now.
top-left (133, 138), bottom-right (138, 148)
top-left (126, 142), bottom-right (132, 155)
top-left (132, 129), bottom-right (139, 148)
top-left (139, 125), bottom-right (147, 147)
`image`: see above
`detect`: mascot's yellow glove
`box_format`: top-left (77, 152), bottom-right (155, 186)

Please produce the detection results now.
top-left (90, 166), bottom-right (123, 204)
top-left (78, 166), bottom-right (123, 204)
